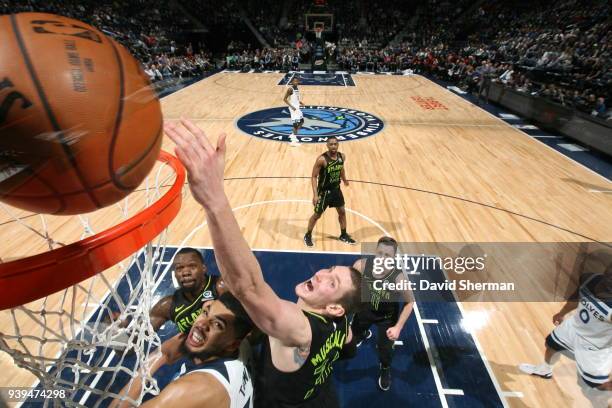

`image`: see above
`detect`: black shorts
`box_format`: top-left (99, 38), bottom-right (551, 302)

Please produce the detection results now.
top-left (353, 305), bottom-right (400, 327)
top-left (314, 188), bottom-right (344, 214)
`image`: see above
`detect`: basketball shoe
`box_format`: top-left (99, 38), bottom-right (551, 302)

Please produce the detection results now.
top-left (518, 363), bottom-right (553, 379)
top-left (378, 365), bottom-right (391, 391)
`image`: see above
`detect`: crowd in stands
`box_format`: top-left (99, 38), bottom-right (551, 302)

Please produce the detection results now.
top-left (245, 0), bottom-right (286, 47)
top-left (338, 0), bottom-right (411, 48)
top-left (1, 0), bottom-right (216, 85)
top-left (179, 0), bottom-right (257, 56)
top-left (334, 0), bottom-right (610, 119)
top-left (457, 0), bottom-right (609, 118)
top-left (3, 1), bottom-right (174, 59)
top-left (144, 52), bottom-right (214, 83)
top-left (256, 1), bottom-right (322, 50)
top-left (222, 48), bottom-right (301, 71)
top-left (2, 0), bottom-right (609, 118)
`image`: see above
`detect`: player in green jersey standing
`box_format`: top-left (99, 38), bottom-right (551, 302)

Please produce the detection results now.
top-left (304, 136), bottom-right (356, 247)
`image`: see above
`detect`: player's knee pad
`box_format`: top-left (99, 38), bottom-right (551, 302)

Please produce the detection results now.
top-left (545, 334), bottom-right (566, 352)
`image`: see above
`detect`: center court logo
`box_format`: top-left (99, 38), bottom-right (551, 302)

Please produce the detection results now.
top-left (236, 106), bottom-right (384, 143)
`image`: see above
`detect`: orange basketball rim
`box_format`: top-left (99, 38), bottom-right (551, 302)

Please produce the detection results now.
top-left (0, 151), bottom-right (185, 310)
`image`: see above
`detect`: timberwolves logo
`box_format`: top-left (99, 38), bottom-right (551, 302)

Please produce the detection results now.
top-left (236, 106), bottom-right (384, 143)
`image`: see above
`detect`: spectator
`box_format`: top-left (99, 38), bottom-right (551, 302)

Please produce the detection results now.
top-left (592, 97), bottom-right (608, 119)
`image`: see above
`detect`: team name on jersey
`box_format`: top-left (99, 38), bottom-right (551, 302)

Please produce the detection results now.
top-left (304, 328), bottom-right (346, 399)
top-left (309, 329), bottom-right (346, 367)
top-left (326, 163), bottom-right (342, 173)
top-left (177, 311), bottom-right (201, 332)
top-left (580, 298), bottom-right (609, 323)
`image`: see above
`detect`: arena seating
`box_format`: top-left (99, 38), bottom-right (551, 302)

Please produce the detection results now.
top-left (2, 0), bottom-right (608, 117)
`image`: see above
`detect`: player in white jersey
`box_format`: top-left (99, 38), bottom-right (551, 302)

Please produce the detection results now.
top-left (111, 293), bottom-right (254, 408)
top-left (283, 76), bottom-right (304, 147)
top-left (519, 265), bottom-right (612, 392)
top-left (172, 342), bottom-right (253, 408)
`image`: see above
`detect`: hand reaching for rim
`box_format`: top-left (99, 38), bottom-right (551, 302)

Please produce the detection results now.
top-left (164, 119), bottom-right (228, 210)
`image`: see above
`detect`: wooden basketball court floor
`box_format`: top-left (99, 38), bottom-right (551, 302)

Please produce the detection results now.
top-left (1, 72), bottom-right (611, 407)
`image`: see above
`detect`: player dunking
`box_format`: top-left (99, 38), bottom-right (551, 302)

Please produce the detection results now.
top-left (304, 136), bottom-right (356, 247)
top-left (283, 76), bottom-right (304, 147)
top-left (165, 119), bottom-right (362, 408)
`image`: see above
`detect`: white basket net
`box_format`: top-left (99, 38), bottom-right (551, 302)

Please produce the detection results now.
top-left (0, 159), bottom-right (182, 407)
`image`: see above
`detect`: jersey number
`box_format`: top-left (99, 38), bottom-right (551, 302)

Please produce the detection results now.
top-left (579, 309), bottom-right (589, 324)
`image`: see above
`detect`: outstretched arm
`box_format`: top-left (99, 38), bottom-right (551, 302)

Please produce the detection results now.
top-left (164, 119), bottom-right (311, 348)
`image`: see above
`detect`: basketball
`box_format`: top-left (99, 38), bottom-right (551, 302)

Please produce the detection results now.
top-left (0, 13), bottom-right (162, 215)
